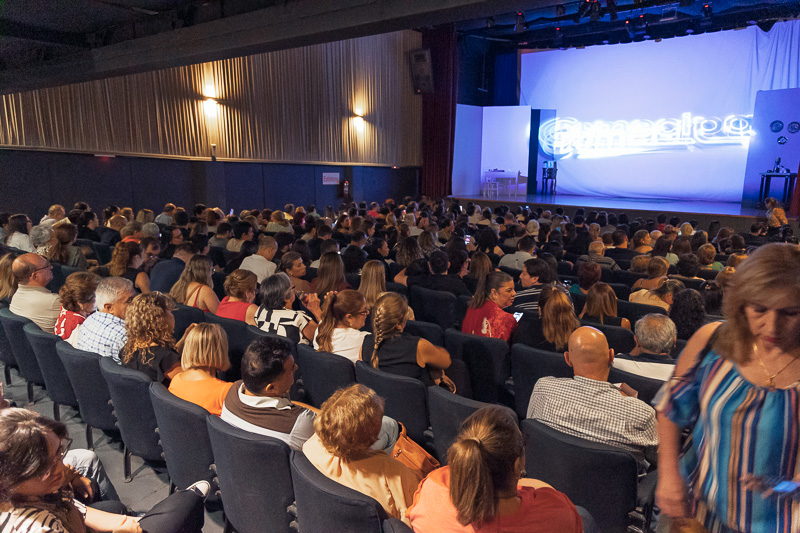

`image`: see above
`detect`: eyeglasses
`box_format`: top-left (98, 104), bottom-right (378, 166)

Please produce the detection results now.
top-left (33, 262), bottom-right (52, 274)
top-left (58, 437), bottom-right (73, 460)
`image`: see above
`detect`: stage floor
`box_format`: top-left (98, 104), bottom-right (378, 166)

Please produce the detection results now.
top-left (451, 193), bottom-right (763, 218)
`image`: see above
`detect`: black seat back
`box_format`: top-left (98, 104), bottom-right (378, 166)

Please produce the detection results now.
top-left (616, 300), bottom-right (667, 323)
top-left (0, 309), bottom-right (45, 386)
top-left (404, 320), bottom-right (444, 347)
top-left (354, 361), bottom-right (429, 445)
top-left (24, 324), bottom-right (77, 408)
top-left (172, 304), bottom-right (206, 340)
top-left (409, 286), bottom-right (458, 331)
top-left (149, 383), bottom-right (215, 491)
top-left (99, 358), bottom-right (162, 462)
top-left (580, 321), bottom-right (636, 354)
top-left (0, 303), bottom-right (17, 383)
top-left (56, 341), bottom-right (117, 431)
top-left (205, 313), bottom-right (252, 381)
top-left (295, 344), bottom-right (356, 408)
top-left (206, 416), bottom-right (295, 533)
top-left (290, 451), bottom-right (386, 533)
top-left (521, 419), bottom-right (638, 533)
top-left (510, 344), bottom-right (573, 420)
top-left (444, 328), bottom-right (510, 404)
top-left (608, 367), bottom-right (664, 405)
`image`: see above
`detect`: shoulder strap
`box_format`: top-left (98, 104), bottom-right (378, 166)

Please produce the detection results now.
top-left (187, 284), bottom-right (203, 306)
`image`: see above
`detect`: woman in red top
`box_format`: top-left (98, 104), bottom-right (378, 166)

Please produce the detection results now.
top-left (408, 406), bottom-right (582, 532)
top-left (54, 271), bottom-right (100, 343)
top-left (215, 269), bottom-right (258, 325)
top-left (461, 271), bottom-right (517, 342)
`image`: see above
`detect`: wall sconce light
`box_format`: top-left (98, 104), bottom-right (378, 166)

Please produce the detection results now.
top-left (203, 98), bottom-right (218, 116)
top-left (352, 109), bottom-right (365, 131)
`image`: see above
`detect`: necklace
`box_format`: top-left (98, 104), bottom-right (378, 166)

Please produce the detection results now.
top-left (753, 344), bottom-right (799, 389)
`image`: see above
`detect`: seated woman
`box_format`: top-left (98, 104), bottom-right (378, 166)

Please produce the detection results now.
top-left (632, 256), bottom-right (669, 291)
top-left (408, 406), bottom-right (582, 532)
top-left (464, 251), bottom-right (492, 294)
top-left (650, 236), bottom-right (679, 266)
top-left (359, 260), bottom-right (414, 327)
top-left (310, 252), bottom-right (351, 297)
top-left (0, 252), bottom-right (18, 305)
top-left (668, 288), bottom-right (707, 340)
top-left (255, 272), bottom-right (321, 345)
top-left (313, 290), bottom-right (371, 363)
top-left (0, 407), bottom-right (207, 533)
top-left (534, 288), bottom-right (580, 352)
top-left (579, 282), bottom-right (631, 330)
top-left (280, 251), bottom-right (312, 295)
top-left (5, 213), bottom-right (34, 252)
top-left (216, 269), bottom-right (258, 326)
top-left (362, 292), bottom-right (450, 386)
top-left (168, 323), bottom-right (233, 416)
top-left (569, 262), bottom-right (601, 296)
top-left (632, 229), bottom-right (653, 254)
top-left (461, 271), bottom-right (517, 342)
top-left (629, 255), bottom-right (651, 274)
top-left (670, 253), bottom-right (703, 281)
top-left (105, 241), bottom-right (149, 293)
top-left (696, 243), bottom-right (723, 271)
top-left (302, 384), bottom-right (420, 525)
top-left (169, 255), bottom-right (219, 313)
top-left (47, 223), bottom-right (88, 270)
top-left (120, 292), bottom-right (185, 386)
top-left (55, 271), bottom-right (101, 346)
top-left (630, 279), bottom-right (686, 311)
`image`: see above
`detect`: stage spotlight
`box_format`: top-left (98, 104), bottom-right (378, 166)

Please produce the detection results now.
top-left (515, 12), bottom-right (526, 32)
top-left (590, 1), bottom-right (601, 22)
top-left (606, 0), bottom-right (618, 21)
top-left (574, 0), bottom-right (591, 23)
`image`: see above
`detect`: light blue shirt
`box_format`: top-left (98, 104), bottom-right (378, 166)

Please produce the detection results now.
top-left (76, 312), bottom-right (127, 362)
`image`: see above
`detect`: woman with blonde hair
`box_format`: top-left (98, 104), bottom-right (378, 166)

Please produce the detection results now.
top-left (313, 290), bottom-right (371, 363)
top-left (120, 207), bottom-right (134, 223)
top-left (266, 210), bottom-right (293, 233)
top-left (135, 209), bottom-right (155, 224)
top-left (579, 282), bottom-right (631, 330)
top-left (120, 292), bottom-right (184, 385)
top-left (418, 230), bottom-right (438, 257)
top-left (216, 269), bottom-right (258, 325)
top-left (408, 406), bottom-right (582, 532)
top-left (302, 384), bottom-right (419, 525)
top-left (364, 292), bottom-right (450, 385)
top-left (47, 223), bottom-right (87, 269)
top-left (465, 251), bottom-right (492, 294)
top-left (632, 256), bottom-right (669, 291)
top-left (679, 222), bottom-right (694, 238)
top-left (765, 196), bottom-right (789, 234)
top-left (0, 253), bottom-right (17, 303)
top-left (535, 287), bottom-right (580, 352)
top-left (169, 255), bottom-right (219, 313)
top-left (106, 241), bottom-right (149, 293)
top-left (168, 323), bottom-right (232, 416)
top-left (359, 260), bottom-right (387, 309)
top-left (310, 252), bottom-right (350, 297)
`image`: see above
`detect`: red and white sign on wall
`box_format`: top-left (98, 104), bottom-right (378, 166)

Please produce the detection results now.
top-left (322, 172), bottom-right (340, 185)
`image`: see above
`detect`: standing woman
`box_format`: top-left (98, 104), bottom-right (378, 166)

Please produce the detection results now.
top-left (4, 214), bottom-right (33, 252)
top-left (408, 407), bottom-right (583, 532)
top-left (106, 241), bottom-right (149, 293)
top-left (169, 255), bottom-right (219, 313)
top-left (656, 243), bottom-right (800, 532)
top-left (462, 271), bottom-right (518, 342)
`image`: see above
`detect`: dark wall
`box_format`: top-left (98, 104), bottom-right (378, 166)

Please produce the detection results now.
top-left (0, 148), bottom-right (420, 218)
top-left (457, 36), bottom-right (518, 107)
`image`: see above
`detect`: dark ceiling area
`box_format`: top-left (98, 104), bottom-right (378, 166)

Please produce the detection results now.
top-left (0, 0), bottom-right (797, 94)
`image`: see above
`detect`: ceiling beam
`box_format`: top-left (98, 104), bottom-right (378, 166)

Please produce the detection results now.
top-left (0, 0), bottom-right (549, 94)
top-left (0, 18), bottom-right (89, 48)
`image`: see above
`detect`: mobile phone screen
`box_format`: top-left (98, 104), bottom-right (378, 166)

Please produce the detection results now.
top-left (513, 312), bottom-right (523, 322)
top-left (465, 235), bottom-right (471, 244)
top-left (228, 209), bottom-right (234, 216)
top-left (773, 481), bottom-right (800, 493)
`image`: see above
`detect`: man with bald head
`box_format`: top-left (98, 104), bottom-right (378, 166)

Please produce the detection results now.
top-left (576, 241), bottom-right (620, 270)
top-left (527, 326), bottom-right (658, 468)
top-left (9, 253), bottom-right (61, 331)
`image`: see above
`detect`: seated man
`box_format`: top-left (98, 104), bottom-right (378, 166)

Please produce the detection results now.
top-left (613, 314), bottom-right (677, 381)
top-left (9, 253), bottom-right (60, 331)
top-left (240, 235), bottom-right (277, 284)
top-left (604, 230), bottom-right (640, 262)
top-left (221, 336), bottom-right (316, 450)
top-left (76, 277), bottom-right (135, 362)
top-left (149, 243), bottom-right (196, 293)
top-left (208, 221), bottom-right (233, 249)
top-left (513, 258), bottom-right (555, 313)
top-left (576, 241), bottom-right (620, 270)
top-left (499, 235), bottom-right (536, 271)
top-left (406, 250), bottom-right (471, 297)
top-left (527, 326), bottom-right (658, 469)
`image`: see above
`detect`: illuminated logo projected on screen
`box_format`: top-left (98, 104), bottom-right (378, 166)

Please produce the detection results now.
top-left (538, 113), bottom-right (754, 159)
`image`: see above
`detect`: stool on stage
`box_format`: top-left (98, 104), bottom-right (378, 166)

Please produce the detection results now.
top-left (541, 162), bottom-right (557, 195)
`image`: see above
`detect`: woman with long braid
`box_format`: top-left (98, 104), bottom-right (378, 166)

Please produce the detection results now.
top-left (361, 292), bottom-right (450, 385)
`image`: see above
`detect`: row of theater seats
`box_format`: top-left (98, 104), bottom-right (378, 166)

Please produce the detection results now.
top-left (0, 295), bottom-right (657, 532)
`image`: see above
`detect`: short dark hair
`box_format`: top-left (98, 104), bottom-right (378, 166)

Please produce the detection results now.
top-left (241, 336), bottom-right (294, 393)
top-left (173, 211), bottom-right (189, 226)
top-left (523, 258), bottom-right (555, 283)
top-left (517, 235), bottom-right (535, 253)
top-left (320, 239), bottom-right (340, 255)
top-left (317, 225), bottom-right (333, 238)
top-left (611, 230), bottom-right (628, 246)
top-left (140, 235), bottom-right (161, 251)
top-left (676, 253), bottom-right (701, 277)
top-left (216, 222), bottom-right (232, 236)
top-left (174, 242), bottom-right (197, 255)
top-left (234, 221), bottom-right (253, 239)
top-left (429, 250), bottom-right (449, 274)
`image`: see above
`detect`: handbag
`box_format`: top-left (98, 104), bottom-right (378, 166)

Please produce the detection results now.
top-left (391, 422), bottom-right (439, 480)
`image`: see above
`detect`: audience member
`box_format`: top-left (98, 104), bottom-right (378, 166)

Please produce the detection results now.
top-left (650, 235), bottom-right (679, 265)
top-left (279, 251), bottom-right (311, 295)
top-left (46, 223), bottom-right (88, 269)
top-left (527, 326), bottom-right (658, 470)
top-left (106, 241), bottom-right (149, 293)
top-left (577, 241), bottom-right (619, 271)
top-left (629, 279), bottom-right (685, 311)
top-left (498, 235), bottom-right (536, 271)
top-left (409, 406), bottom-right (583, 532)
top-left (613, 314), bottom-right (677, 380)
top-left (9, 253), bottom-right (61, 331)
top-left (5, 214), bottom-right (34, 252)
top-left (604, 230), bottom-right (638, 261)
top-left (239, 235), bottom-right (277, 284)
top-left (155, 203), bottom-right (176, 225)
top-left (149, 243), bottom-right (195, 293)
top-left (632, 256), bottom-right (669, 291)
top-left (255, 272), bottom-right (321, 345)
top-left (462, 271), bottom-right (517, 342)
top-left (216, 268), bottom-right (258, 325)
top-left (579, 282), bottom-right (631, 330)
top-left (406, 250), bottom-right (471, 298)
top-left (169, 323), bottom-right (232, 416)
top-left (54, 271), bottom-right (101, 346)
top-left (513, 258), bottom-right (555, 313)
top-left (668, 288), bottom-right (707, 340)
top-left (0, 253), bottom-right (18, 304)
top-left (697, 243), bottom-right (723, 271)
top-left (169, 255), bottom-right (219, 313)
top-left (77, 277), bottom-right (135, 361)
top-left (310, 251), bottom-right (350, 297)
top-left (570, 261), bottom-right (601, 296)
top-left (313, 290), bottom-right (370, 363)
top-left (39, 204), bottom-right (65, 226)
top-left (226, 221), bottom-right (255, 252)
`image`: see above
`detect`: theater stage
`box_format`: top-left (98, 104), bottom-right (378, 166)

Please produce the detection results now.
top-left (449, 193), bottom-right (768, 233)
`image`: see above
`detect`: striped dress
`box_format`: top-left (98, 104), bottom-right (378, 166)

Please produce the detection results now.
top-left (658, 350), bottom-right (800, 533)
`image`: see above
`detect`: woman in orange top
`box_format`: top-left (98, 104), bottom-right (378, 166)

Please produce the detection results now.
top-left (408, 406), bottom-right (582, 533)
top-left (168, 323), bottom-right (233, 416)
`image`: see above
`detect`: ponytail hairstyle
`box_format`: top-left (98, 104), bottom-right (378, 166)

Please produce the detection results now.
top-left (541, 288), bottom-right (580, 351)
top-left (108, 241), bottom-right (142, 277)
top-left (358, 260), bottom-right (386, 308)
top-left (468, 271), bottom-right (512, 309)
top-left (448, 406), bottom-right (524, 527)
top-left (370, 292), bottom-right (408, 367)
top-left (316, 290), bottom-right (366, 353)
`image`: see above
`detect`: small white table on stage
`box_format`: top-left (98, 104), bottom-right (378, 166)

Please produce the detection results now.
top-left (483, 171), bottom-right (518, 198)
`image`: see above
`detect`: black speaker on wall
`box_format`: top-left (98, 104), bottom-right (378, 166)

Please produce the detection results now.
top-left (409, 49), bottom-right (434, 94)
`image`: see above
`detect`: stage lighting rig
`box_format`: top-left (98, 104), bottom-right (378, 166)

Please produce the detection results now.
top-left (515, 12), bottom-right (526, 32)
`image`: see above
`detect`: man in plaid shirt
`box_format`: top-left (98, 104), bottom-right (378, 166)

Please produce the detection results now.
top-left (527, 326), bottom-right (658, 468)
top-left (76, 277), bottom-right (136, 362)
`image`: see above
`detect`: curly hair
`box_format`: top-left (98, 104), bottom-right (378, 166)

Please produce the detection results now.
top-left (314, 384), bottom-right (384, 460)
top-left (58, 271), bottom-right (101, 313)
top-left (669, 288), bottom-right (707, 340)
top-left (107, 241), bottom-right (141, 277)
top-left (121, 292), bottom-right (176, 365)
